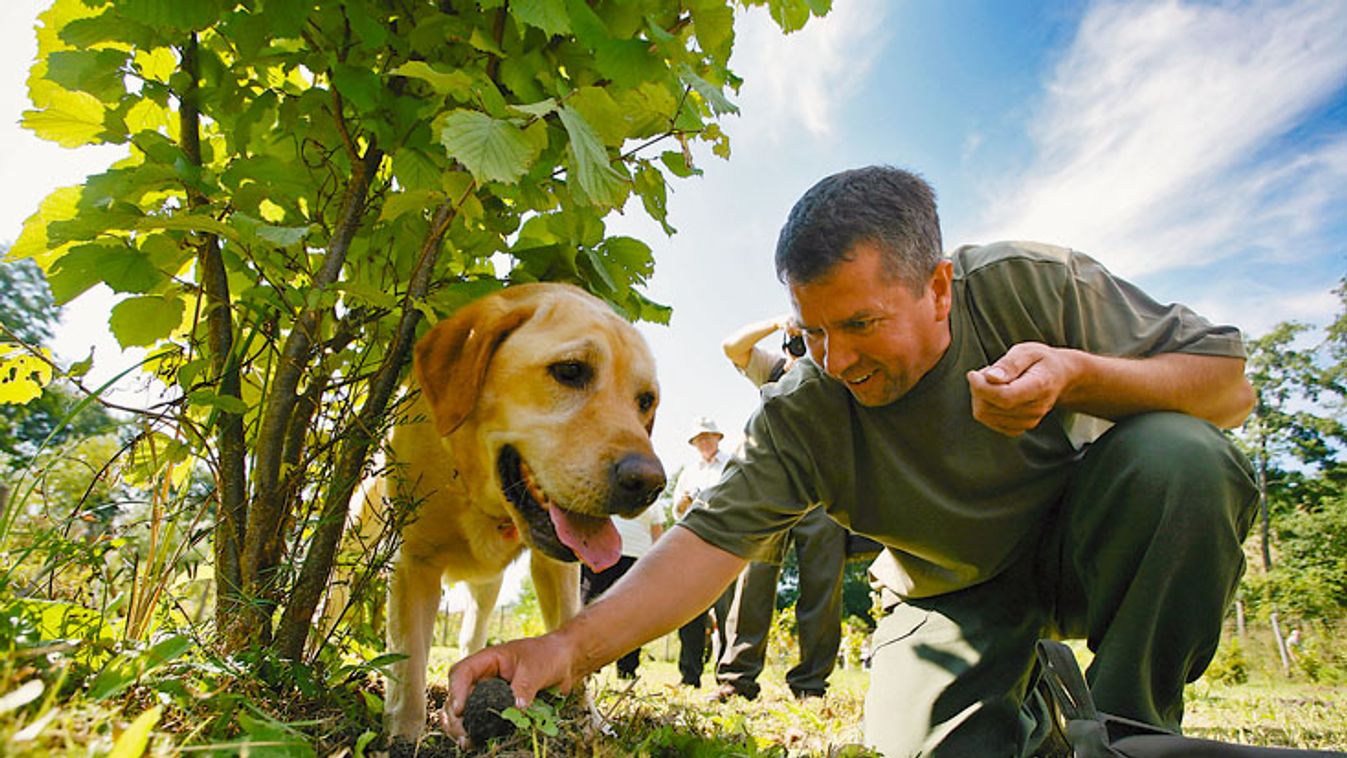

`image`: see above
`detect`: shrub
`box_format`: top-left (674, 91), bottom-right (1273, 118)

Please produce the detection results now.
top-left (1205, 636), bottom-right (1249, 685)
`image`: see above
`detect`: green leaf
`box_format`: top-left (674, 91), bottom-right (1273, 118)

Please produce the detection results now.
top-left (354, 730), bottom-right (378, 758)
top-left (558, 105), bottom-right (627, 207)
top-left (48, 242), bottom-right (167, 302)
top-left (388, 61), bottom-right (473, 99)
top-left (501, 707), bottom-right (530, 729)
top-left (379, 189), bottom-right (442, 223)
top-left (508, 98), bottom-right (559, 120)
top-left (633, 161), bottom-right (674, 234)
top-left (568, 87), bottom-right (625, 145)
top-left (510, 0), bottom-right (571, 37)
top-left (332, 65), bottom-right (383, 113)
top-left (109, 295), bottom-right (185, 348)
top-left (583, 247), bottom-right (618, 292)
top-left (9, 186), bottom-right (84, 268)
top-left (117, 0), bottom-right (224, 31)
top-left (22, 88), bottom-right (107, 147)
top-left (563, 0), bottom-right (608, 46)
top-left (392, 148), bottom-right (444, 192)
top-left (108, 706), bottom-right (161, 758)
top-left (679, 64), bottom-right (739, 116)
top-left (593, 38), bottom-right (665, 90)
top-left (189, 389), bottom-right (250, 415)
top-left (767, 0), bottom-right (829, 33)
top-left (659, 149), bottom-right (701, 178)
top-left (437, 110), bottom-right (541, 185)
top-left (136, 214), bottom-right (239, 243)
top-left (45, 49), bottom-right (129, 104)
top-left (254, 223), bottom-right (311, 247)
top-left (134, 47), bottom-right (177, 84)
top-left (687, 0), bottom-right (735, 64)
top-left (335, 281), bottom-right (398, 309)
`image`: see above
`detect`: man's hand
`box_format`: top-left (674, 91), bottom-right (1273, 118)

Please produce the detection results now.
top-left (966, 342), bottom-right (1079, 437)
top-left (442, 634), bottom-right (580, 749)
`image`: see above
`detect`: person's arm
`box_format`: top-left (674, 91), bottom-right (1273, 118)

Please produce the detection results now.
top-left (443, 527), bottom-right (745, 745)
top-left (966, 343), bottom-right (1254, 436)
top-left (722, 314), bottom-right (792, 370)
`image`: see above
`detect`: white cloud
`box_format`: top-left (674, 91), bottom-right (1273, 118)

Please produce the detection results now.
top-left (731, 0), bottom-right (889, 141)
top-left (970, 0), bottom-right (1347, 278)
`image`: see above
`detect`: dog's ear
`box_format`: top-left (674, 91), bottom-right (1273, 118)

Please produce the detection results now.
top-left (413, 292), bottom-right (536, 436)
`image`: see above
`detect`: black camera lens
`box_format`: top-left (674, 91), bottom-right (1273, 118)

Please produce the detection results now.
top-left (783, 333), bottom-right (806, 357)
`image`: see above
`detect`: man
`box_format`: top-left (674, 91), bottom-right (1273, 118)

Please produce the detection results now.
top-left (445, 166), bottom-right (1257, 756)
top-left (580, 507), bottom-right (663, 679)
top-left (715, 315), bottom-right (846, 701)
top-left (669, 416), bottom-right (733, 687)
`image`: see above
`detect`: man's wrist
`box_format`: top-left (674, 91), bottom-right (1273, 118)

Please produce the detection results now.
top-left (555, 614), bottom-right (605, 681)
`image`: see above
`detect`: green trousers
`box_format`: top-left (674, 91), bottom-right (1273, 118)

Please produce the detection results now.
top-left (717, 505), bottom-right (847, 697)
top-left (864, 413), bottom-right (1258, 757)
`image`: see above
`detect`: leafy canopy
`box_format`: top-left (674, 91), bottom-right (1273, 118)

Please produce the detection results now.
top-left (6, 0), bottom-right (832, 653)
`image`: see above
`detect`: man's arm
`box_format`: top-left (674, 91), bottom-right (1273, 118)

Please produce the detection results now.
top-left (443, 527), bottom-right (745, 745)
top-left (967, 343), bottom-right (1254, 436)
top-left (722, 314), bottom-right (792, 370)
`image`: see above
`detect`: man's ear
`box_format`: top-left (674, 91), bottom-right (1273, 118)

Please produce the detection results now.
top-left (930, 259), bottom-right (954, 321)
top-left (413, 293), bottom-right (536, 436)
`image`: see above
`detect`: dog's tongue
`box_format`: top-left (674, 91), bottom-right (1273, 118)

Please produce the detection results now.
top-left (548, 508), bottom-right (621, 572)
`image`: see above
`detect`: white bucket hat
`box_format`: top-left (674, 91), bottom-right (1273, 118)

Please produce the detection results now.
top-left (687, 416), bottom-right (724, 444)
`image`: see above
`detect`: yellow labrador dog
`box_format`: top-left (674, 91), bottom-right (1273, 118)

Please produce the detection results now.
top-left (366, 283), bottom-right (665, 738)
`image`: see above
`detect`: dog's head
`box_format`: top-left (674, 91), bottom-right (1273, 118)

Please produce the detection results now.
top-left (413, 283), bottom-right (665, 571)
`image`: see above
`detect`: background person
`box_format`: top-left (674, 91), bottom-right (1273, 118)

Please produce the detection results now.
top-left (580, 507), bottom-right (663, 679)
top-left (445, 165), bottom-right (1257, 757)
top-left (714, 315), bottom-right (846, 701)
top-left (669, 416), bottom-right (732, 687)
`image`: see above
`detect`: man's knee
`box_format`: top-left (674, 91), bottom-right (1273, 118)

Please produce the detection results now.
top-left (1087, 412), bottom-right (1255, 521)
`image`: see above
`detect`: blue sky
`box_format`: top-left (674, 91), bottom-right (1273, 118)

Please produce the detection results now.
top-left (2, 0), bottom-right (1345, 485)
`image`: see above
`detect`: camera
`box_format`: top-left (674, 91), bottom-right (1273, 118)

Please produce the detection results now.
top-left (782, 332), bottom-right (806, 357)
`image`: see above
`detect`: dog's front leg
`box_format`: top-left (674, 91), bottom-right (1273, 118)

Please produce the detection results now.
top-left (385, 551), bottom-right (443, 739)
top-left (529, 551), bottom-right (582, 631)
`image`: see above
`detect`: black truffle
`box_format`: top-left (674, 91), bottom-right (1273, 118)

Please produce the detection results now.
top-left (461, 677), bottom-right (517, 745)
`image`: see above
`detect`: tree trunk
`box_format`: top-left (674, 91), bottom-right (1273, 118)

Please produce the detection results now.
top-left (1258, 433), bottom-right (1272, 571)
top-left (179, 33), bottom-right (250, 650)
top-left (1270, 611), bottom-right (1291, 676)
top-left (274, 199), bottom-right (459, 659)
top-left (239, 142), bottom-right (384, 645)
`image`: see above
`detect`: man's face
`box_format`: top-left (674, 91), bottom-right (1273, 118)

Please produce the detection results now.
top-left (691, 433), bottom-right (721, 461)
top-left (789, 242), bottom-right (953, 407)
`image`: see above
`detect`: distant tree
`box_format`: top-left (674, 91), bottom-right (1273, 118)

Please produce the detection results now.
top-left (0, 256), bottom-right (116, 464)
top-left (777, 548), bottom-right (875, 627)
top-left (0, 255), bottom-right (57, 345)
top-left (1236, 280), bottom-right (1347, 622)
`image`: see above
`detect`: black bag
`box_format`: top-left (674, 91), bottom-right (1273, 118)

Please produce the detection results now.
top-left (1034, 640), bottom-right (1342, 757)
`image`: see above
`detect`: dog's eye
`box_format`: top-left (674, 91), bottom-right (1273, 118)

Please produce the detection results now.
top-left (548, 360), bottom-right (592, 388)
top-left (637, 391), bottom-right (656, 413)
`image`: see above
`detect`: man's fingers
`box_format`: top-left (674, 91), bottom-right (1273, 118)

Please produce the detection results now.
top-left (967, 370), bottom-right (1029, 410)
top-left (447, 653), bottom-right (504, 717)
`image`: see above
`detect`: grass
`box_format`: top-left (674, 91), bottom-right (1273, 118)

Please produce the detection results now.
top-left (2, 620), bottom-right (1343, 756)
top-left (411, 628), bottom-right (1347, 756)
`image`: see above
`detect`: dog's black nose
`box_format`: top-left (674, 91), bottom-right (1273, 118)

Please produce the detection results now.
top-left (611, 454), bottom-right (666, 515)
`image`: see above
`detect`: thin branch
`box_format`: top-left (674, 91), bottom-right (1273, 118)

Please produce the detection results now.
top-left (276, 187), bottom-right (470, 658)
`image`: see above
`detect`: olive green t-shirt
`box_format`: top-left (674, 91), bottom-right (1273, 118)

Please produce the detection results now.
top-left (680, 241), bottom-right (1246, 599)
